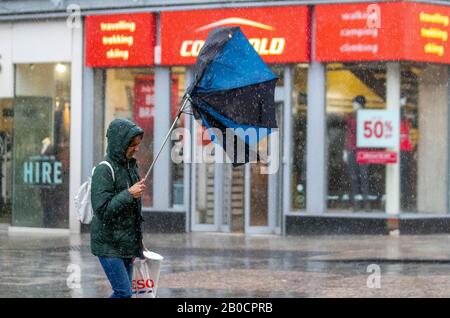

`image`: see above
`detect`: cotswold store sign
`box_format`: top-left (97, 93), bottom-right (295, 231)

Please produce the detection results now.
top-left (160, 6), bottom-right (310, 65)
top-left (23, 156), bottom-right (62, 185)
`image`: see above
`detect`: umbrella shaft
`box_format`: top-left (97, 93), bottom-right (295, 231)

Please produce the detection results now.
top-left (143, 95), bottom-right (190, 182)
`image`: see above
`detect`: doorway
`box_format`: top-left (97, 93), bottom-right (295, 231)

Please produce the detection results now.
top-left (190, 86), bottom-right (284, 234)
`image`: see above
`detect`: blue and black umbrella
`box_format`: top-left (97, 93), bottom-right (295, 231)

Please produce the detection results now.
top-left (188, 27), bottom-right (279, 166)
top-left (144, 27), bottom-right (278, 179)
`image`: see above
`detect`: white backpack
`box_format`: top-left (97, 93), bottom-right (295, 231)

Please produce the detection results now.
top-left (74, 161), bottom-right (115, 224)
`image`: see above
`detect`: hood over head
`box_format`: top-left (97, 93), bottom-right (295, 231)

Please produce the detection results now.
top-left (106, 119), bottom-right (144, 163)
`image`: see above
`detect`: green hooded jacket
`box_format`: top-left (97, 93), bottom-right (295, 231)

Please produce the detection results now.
top-left (90, 119), bottom-right (144, 258)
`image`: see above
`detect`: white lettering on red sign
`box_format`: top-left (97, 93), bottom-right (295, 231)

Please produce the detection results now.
top-left (138, 106), bottom-right (153, 119)
top-left (179, 37), bottom-right (286, 57)
top-left (180, 40), bottom-right (205, 57)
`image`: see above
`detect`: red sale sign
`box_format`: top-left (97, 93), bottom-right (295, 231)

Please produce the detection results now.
top-left (357, 110), bottom-right (399, 148)
top-left (357, 150), bottom-right (398, 164)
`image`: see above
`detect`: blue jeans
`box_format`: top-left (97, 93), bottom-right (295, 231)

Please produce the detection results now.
top-left (99, 257), bottom-right (134, 298)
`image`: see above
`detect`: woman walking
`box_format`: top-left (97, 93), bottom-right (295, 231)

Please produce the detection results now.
top-left (90, 118), bottom-right (146, 298)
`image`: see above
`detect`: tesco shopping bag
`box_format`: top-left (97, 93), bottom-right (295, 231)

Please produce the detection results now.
top-left (132, 250), bottom-right (163, 298)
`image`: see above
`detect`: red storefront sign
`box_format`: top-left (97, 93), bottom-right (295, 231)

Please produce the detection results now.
top-left (357, 150), bottom-right (398, 164)
top-left (315, 2), bottom-right (403, 62)
top-left (160, 6), bottom-right (310, 65)
top-left (315, 2), bottom-right (450, 63)
top-left (85, 13), bottom-right (156, 67)
top-left (403, 2), bottom-right (450, 63)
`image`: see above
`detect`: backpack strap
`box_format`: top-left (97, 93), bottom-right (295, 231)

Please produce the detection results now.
top-left (98, 161), bottom-right (115, 182)
top-left (91, 161), bottom-right (115, 182)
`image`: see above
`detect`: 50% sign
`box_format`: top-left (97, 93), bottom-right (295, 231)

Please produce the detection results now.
top-left (357, 110), bottom-right (399, 148)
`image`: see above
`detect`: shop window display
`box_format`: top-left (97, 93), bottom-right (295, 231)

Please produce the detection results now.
top-left (12, 63), bottom-right (71, 228)
top-left (326, 62), bottom-right (448, 214)
top-left (104, 68), bottom-right (155, 207)
top-left (104, 67), bottom-right (186, 209)
top-left (326, 63), bottom-right (386, 212)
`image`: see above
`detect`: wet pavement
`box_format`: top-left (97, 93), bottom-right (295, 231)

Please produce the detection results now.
top-left (2, 226), bottom-right (450, 297)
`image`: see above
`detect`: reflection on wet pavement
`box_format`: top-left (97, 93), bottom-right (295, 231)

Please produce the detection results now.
top-left (2, 230), bottom-right (450, 297)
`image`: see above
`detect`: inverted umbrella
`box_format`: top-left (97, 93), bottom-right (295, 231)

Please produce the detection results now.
top-left (144, 27), bottom-right (278, 180)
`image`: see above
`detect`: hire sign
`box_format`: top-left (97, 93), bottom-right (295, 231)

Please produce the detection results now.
top-left (23, 156), bottom-right (63, 186)
top-left (160, 6), bottom-right (310, 65)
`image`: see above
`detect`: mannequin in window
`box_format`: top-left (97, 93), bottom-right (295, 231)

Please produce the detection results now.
top-left (343, 95), bottom-right (370, 211)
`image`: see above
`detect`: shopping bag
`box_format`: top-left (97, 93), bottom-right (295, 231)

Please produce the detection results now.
top-left (131, 250), bottom-right (164, 298)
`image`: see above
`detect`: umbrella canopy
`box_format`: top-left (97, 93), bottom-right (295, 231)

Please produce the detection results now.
top-left (188, 27), bottom-right (278, 166)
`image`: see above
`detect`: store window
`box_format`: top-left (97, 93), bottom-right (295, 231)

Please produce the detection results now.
top-left (104, 68), bottom-right (155, 208)
top-left (400, 63), bottom-right (448, 214)
top-left (326, 63), bottom-right (387, 212)
top-left (12, 63), bottom-right (71, 228)
top-left (291, 65), bottom-right (308, 211)
top-left (170, 67), bottom-right (186, 209)
top-left (0, 99), bottom-right (13, 223)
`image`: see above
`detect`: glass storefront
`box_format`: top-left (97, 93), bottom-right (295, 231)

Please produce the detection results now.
top-left (400, 63), bottom-right (448, 214)
top-left (104, 68), bottom-right (155, 207)
top-left (246, 65), bottom-right (284, 230)
top-left (12, 63), bottom-right (71, 228)
top-left (325, 62), bottom-right (449, 214)
top-left (326, 63), bottom-right (387, 212)
top-left (5, 3), bottom-right (450, 235)
top-left (0, 99), bottom-right (13, 223)
top-left (170, 67), bottom-right (186, 209)
top-left (94, 60), bottom-right (449, 233)
top-left (193, 65), bottom-right (285, 232)
top-left (103, 67), bottom-right (187, 210)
